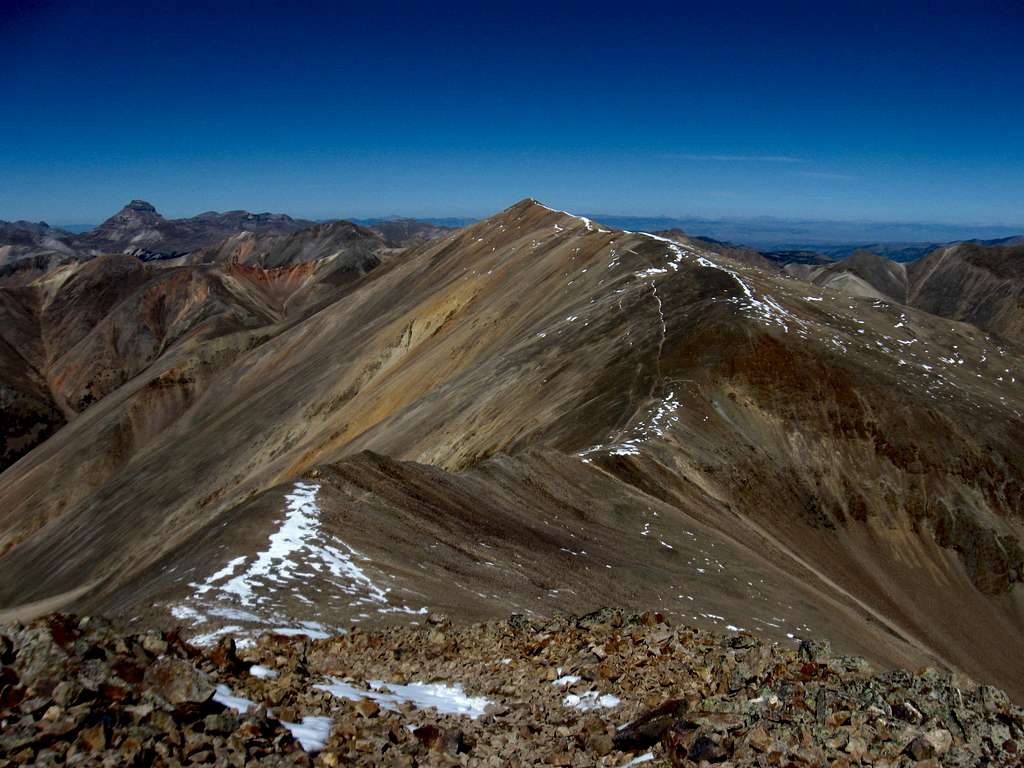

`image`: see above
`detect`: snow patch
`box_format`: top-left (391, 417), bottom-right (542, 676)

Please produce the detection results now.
top-left (213, 684), bottom-right (256, 713)
top-left (170, 482), bottom-right (426, 644)
top-left (280, 716), bottom-right (332, 753)
top-left (638, 231), bottom-right (798, 332)
top-left (216, 682), bottom-right (330, 753)
top-left (218, 483), bottom-right (388, 608)
top-left (564, 691), bottom-right (621, 710)
top-left (272, 627), bottom-right (332, 639)
top-left (250, 665), bottom-right (279, 679)
top-left (317, 678), bottom-right (492, 719)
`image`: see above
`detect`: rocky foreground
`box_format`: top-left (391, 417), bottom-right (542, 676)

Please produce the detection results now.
top-left (1, 611), bottom-right (1021, 767)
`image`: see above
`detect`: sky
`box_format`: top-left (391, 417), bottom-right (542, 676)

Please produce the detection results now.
top-left (1, 0), bottom-right (1023, 227)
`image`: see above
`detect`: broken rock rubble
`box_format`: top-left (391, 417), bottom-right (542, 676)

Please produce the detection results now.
top-left (1, 610), bottom-right (1021, 766)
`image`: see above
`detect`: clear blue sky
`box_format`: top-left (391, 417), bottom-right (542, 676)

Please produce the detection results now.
top-left (2, 0), bottom-right (1022, 226)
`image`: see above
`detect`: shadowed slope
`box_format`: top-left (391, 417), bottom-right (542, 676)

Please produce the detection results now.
top-left (909, 242), bottom-right (1024, 340)
top-left (798, 250), bottom-right (909, 302)
top-left (106, 450), bottom-right (932, 673)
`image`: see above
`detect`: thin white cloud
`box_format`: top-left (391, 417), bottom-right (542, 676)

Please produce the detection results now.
top-left (659, 153), bottom-right (805, 163)
top-left (796, 170), bottom-right (856, 180)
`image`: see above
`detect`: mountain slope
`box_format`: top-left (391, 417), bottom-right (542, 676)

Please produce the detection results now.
top-left (799, 250), bottom-right (909, 302)
top-left (0, 220), bottom-right (77, 275)
top-left (653, 229), bottom-right (778, 271)
top-left (0, 242), bottom-right (380, 472)
top-left (908, 242), bottom-right (1024, 339)
top-left (359, 217), bottom-right (459, 244)
top-left (807, 242), bottom-right (1024, 340)
top-left (191, 220), bottom-right (389, 268)
top-left (0, 199), bottom-right (1022, 698)
top-left (0, 201), bottom-right (391, 291)
top-left (0, 282), bottom-right (66, 469)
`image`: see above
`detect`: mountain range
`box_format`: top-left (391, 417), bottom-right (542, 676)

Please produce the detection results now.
top-left (0, 201), bottom-right (454, 280)
top-left (1, 198), bottom-right (1022, 706)
top-left (13, 205), bottom-right (1019, 267)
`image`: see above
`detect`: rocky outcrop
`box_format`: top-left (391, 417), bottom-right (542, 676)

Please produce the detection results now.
top-left (0, 614), bottom-right (309, 766)
top-left (1, 611), bottom-right (1021, 766)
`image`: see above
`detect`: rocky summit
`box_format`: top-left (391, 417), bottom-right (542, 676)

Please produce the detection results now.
top-left (1, 611), bottom-right (1022, 767)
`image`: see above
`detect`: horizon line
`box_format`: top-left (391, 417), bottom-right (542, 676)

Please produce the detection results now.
top-left (8, 198), bottom-right (1024, 234)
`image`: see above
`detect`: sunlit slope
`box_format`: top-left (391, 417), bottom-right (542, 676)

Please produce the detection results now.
top-left (0, 199), bottom-right (1021, 695)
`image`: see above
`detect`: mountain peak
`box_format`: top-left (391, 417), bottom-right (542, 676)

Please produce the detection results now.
top-left (508, 197), bottom-right (549, 213)
top-left (124, 200), bottom-right (158, 214)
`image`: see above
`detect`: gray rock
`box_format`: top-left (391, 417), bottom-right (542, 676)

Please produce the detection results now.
top-left (143, 657), bottom-right (214, 710)
top-left (798, 639), bottom-right (832, 663)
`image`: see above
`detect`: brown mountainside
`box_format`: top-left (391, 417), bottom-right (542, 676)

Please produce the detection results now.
top-left (788, 242), bottom-right (1024, 343)
top-left (908, 242), bottom-right (1024, 339)
top-left (0, 199), bottom-right (1022, 699)
top-left (0, 239), bottom-right (380, 471)
top-left (190, 220), bottom-right (390, 268)
top-left (363, 217), bottom-right (459, 244)
top-left (797, 250), bottom-right (909, 302)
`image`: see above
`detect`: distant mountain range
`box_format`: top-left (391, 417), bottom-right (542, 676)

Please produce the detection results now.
top-left (589, 214), bottom-right (1024, 252)
top-left (18, 207), bottom-right (1019, 265)
top-left (0, 200), bottom-right (318, 269)
top-left (349, 217), bottom-right (461, 243)
top-left (351, 215), bottom-right (477, 230)
top-left (0, 202), bottom-right (456, 279)
top-left (351, 213), bottom-right (1023, 261)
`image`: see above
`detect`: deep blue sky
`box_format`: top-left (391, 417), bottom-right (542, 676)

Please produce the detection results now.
top-left (2, 0), bottom-right (1022, 226)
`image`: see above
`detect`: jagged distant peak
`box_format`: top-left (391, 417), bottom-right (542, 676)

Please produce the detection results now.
top-left (123, 200), bottom-right (158, 214)
top-left (100, 200), bottom-right (163, 227)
